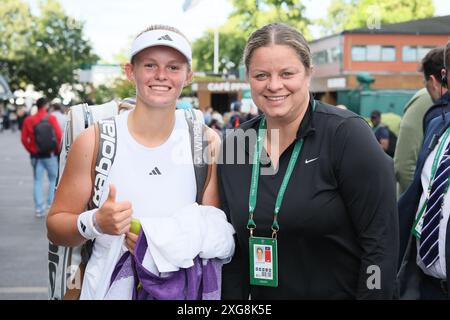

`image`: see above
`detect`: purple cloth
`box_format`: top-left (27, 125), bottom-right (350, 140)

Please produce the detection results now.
top-left (109, 231), bottom-right (222, 300)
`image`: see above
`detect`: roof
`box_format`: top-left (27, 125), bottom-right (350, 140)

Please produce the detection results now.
top-left (344, 15), bottom-right (450, 35)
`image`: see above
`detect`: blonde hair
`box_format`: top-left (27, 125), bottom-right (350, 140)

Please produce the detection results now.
top-left (243, 23), bottom-right (312, 73)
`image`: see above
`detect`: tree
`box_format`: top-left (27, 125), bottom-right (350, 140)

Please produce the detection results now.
top-left (193, 16), bottom-right (247, 73)
top-left (318, 0), bottom-right (434, 36)
top-left (0, 0), bottom-right (33, 89)
top-left (0, 0), bottom-right (98, 99)
top-left (22, 0), bottom-right (99, 98)
top-left (192, 0), bottom-right (311, 73)
top-left (228, 0), bottom-right (310, 37)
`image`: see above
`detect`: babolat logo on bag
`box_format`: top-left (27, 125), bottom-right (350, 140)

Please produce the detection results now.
top-left (48, 102), bottom-right (120, 300)
top-left (93, 119), bottom-right (117, 207)
top-left (34, 115), bottom-right (57, 154)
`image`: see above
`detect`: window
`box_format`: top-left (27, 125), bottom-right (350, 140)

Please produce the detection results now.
top-left (402, 46), bottom-right (435, 62)
top-left (313, 46), bottom-right (342, 65)
top-left (367, 45), bottom-right (381, 61)
top-left (418, 46), bottom-right (434, 60)
top-left (402, 46), bottom-right (417, 62)
top-left (381, 46), bottom-right (396, 61)
top-left (352, 46), bottom-right (366, 61)
top-left (330, 46), bottom-right (342, 62)
top-left (352, 45), bottom-right (396, 62)
top-left (313, 50), bottom-right (328, 65)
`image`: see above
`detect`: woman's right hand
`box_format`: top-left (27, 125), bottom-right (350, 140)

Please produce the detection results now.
top-left (96, 184), bottom-right (133, 235)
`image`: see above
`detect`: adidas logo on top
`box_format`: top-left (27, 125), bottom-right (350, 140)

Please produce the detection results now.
top-left (157, 34), bottom-right (173, 41)
top-left (149, 167), bottom-right (162, 175)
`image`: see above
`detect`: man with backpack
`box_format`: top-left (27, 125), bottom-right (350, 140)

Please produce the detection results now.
top-left (21, 97), bottom-right (62, 217)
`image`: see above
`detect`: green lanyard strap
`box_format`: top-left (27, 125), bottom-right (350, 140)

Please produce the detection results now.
top-left (247, 100), bottom-right (315, 237)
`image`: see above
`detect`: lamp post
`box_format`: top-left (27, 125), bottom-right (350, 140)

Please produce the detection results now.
top-left (214, 29), bottom-right (219, 74)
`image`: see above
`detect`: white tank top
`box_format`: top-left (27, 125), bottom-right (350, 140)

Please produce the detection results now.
top-left (81, 109), bottom-right (197, 299)
top-left (103, 109), bottom-right (196, 218)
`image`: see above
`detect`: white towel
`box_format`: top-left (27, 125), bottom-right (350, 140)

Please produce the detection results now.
top-left (80, 203), bottom-right (235, 299)
top-left (142, 203), bottom-right (235, 272)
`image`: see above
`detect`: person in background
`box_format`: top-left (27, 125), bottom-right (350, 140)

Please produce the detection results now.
top-left (211, 110), bottom-right (224, 128)
top-left (225, 101), bottom-right (244, 129)
top-left (219, 23), bottom-right (398, 300)
top-left (21, 97), bottom-right (62, 217)
top-left (17, 105), bottom-right (28, 131)
top-left (7, 103), bottom-right (18, 132)
top-left (398, 40), bottom-right (450, 300)
top-left (394, 88), bottom-right (433, 197)
top-left (2, 100), bottom-right (10, 130)
top-left (421, 46), bottom-right (449, 133)
top-left (50, 103), bottom-right (67, 144)
top-left (203, 106), bottom-right (213, 126)
top-left (370, 109), bottom-right (390, 153)
top-left (209, 118), bottom-right (223, 137)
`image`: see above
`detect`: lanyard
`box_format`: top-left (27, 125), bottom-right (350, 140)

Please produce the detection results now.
top-left (413, 126), bottom-right (450, 237)
top-left (247, 100), bottom-right (315, 238)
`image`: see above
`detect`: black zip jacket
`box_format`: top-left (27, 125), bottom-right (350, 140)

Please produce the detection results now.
top-left (218, 98), bottom-right (399, 299)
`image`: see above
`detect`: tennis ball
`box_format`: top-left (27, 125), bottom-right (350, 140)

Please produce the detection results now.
top-left (130, 218), bottom-right (141, 235)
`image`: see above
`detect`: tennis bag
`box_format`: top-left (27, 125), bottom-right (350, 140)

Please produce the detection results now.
top-left (48, 101), bottom-right (210, 300)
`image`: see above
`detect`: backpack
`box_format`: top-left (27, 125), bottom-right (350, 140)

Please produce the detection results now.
top-left (232, 114), bottom-right (240, 128)
top-left (224, 112), bottom-right (242, 130)
top-left (386, 128), bottom-right (397, 158)
top-left (34, 114), bottom-right (57, 154)
top-left (48, 101), bottom-right (210, 300)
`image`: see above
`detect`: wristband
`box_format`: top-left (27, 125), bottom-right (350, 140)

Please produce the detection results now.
top-left (77, 209), bottom-right (103, 240)
top-left (92, 210), bottom-right (103, 234)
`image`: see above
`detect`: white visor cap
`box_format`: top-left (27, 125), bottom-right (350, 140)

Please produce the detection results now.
top-left (130, 30), bottom-right (192, 65)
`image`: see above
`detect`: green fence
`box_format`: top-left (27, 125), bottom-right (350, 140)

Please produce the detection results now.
top-left (337, 89), bottom-right (416, 118)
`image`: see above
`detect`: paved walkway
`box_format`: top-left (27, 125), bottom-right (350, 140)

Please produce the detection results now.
top-left (0, 129), bottom-right (48, 299)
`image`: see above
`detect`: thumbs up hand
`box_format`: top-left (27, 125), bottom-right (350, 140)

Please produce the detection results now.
top-left (95, 184), bottom-right (132, 235)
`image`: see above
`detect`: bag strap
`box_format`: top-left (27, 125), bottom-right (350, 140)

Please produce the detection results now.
top-left (87, 123), bottom-right (100, 210)
top-left (62, 247), bottom-right (87, 300)
top-left (35, 114), bottom-right (50, 128)
top-left (64, 117), bottom-right (118, 300)
top-left (203, 132), bottom-right (213, 200)
top-left (184, 108), bottom-right (197, 122)
top-left (185, 113), bottom-right (210, 204)
top-left (88, 117), bottom-right (118, 210)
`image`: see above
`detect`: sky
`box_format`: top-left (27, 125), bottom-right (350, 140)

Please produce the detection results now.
top-left (25, 0), bottom-right (450, 63)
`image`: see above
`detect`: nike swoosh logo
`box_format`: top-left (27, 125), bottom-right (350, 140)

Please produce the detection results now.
top-left (305, 157), bottom-right (318, 164)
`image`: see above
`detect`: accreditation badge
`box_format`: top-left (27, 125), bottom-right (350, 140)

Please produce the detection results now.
top-left (412, 213), bottom-right (424, 239)
top-left (249, 237), bottom-right (278, 287)
top-left (412, 205), bottom-right (426, 239)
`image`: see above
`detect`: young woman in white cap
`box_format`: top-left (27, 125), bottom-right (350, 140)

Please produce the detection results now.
top-left (47, 25), bottom-right (235, 300)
